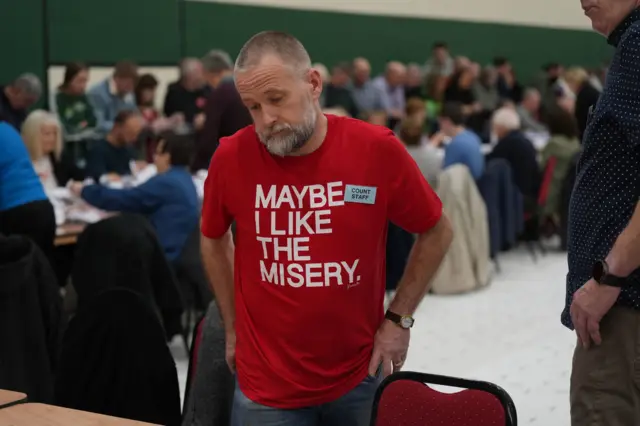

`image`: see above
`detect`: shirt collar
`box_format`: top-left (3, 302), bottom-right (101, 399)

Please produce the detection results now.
top-left (608, 8), bottom-right (640, 47)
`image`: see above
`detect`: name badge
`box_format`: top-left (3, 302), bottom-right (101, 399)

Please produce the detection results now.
top-left (344, 184), bottom-right (377, 205)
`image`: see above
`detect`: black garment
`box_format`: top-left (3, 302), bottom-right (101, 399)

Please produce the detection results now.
top-left (55, 288), bottom-right (182, 426)
top-left (0, 235), bottom-right (62, 403)
top-left (324, 84), bottom-right (359, 118)
top-left (404, 85), bottom-right (423, 100)
top-left (574, 82), bottom-right (601, 142)
top-left (0, 199), bottom-right (56, 262)
top-left (50, 152), bottom-right (84, 186)
top-left (163, 81), bottom-right (211, 124)
top-left (565, 9), bottom-right (640, 328)
top-left (0, 86), bottom-right (27, 130)
top-left (385, 222), bottom-right (414, 291)
top-left (496, 77), bottom-right (524, 104)
top-left (173, 225), bottom-right (213, 311)
top-left (443, 83), bottom-right (486, 134)
top-left (193, 78), bottom-right (252, 171)
top-left (489, 130), bottom-right (541, 203)
top-left (181, 303), bottom-right (234, 426)
top-left (72, 214), bottom-right (184, 338)
top-left (85, 139), bottom-right (136, 180)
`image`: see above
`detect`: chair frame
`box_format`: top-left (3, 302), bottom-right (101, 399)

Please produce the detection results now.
top-left (182, 314), bottom-right (205, 413)
top-left (370, 371), bottom-right (517, 426)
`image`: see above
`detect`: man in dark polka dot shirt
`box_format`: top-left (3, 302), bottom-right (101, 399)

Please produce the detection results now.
top-left (568, 1), bottom-right (640, 424)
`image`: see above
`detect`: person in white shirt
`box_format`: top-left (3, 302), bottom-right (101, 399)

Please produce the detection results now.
top-left (21, 110), bottom-right (64, 192)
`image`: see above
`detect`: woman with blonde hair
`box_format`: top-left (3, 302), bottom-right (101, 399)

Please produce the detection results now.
top-left (563, 66), bottom-right (600, 141)
top-left (22, 110), bottom-right (82, 191)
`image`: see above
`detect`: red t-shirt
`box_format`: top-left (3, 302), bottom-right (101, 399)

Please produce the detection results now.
top-left (201, 115), bottom-right (442, 408)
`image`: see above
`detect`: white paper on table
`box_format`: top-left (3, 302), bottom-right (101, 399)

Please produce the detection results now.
top-left (134, 164), bottom-right (158, 185)
top-left (66, 208), bottom-right (103, 224)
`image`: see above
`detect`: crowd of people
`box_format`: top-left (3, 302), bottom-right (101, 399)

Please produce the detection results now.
top-left (0, 24), bottom-right (613, 426)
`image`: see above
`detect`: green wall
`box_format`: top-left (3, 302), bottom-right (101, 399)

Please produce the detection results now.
top-left (1, 0), bottom-right (46, 91)
top-left (1, 0), bottom-right (612, 96)
top-left (184, 2), bottom-right (612, 82)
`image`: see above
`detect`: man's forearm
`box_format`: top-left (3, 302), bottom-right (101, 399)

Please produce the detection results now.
top-left (201, 230), bottom-right (236, 333)
top-left (606, 201), bottom-right (640, 277)
top-left (389, 215), bottom-right (453, 316)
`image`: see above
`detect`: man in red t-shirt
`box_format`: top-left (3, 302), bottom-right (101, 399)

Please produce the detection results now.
top-left (201, 31), bottom-right (453, 426)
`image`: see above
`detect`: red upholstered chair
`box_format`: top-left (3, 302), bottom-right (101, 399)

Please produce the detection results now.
top-left (370, 372), bottom-right (517, 426)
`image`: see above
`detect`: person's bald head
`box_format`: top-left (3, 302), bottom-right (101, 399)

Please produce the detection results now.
top-left (385, 61), bottom-right (406, 87)
top-left (179, 57), bottom-right (205, 91)
top-left (235, 31), bottom-right (312, 76)
top-left (353, 57), bottom-right (371, 84)
top-left (233, 31), bottom-right (323, 157)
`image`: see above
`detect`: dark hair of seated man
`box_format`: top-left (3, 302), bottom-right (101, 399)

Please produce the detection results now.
top-left (155, 133), bottom-right (195, 172)
top-left (438, 101), bottom-right (466, 126)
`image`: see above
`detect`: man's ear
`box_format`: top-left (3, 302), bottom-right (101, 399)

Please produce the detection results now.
top-left (307, 68), bottom-right (323, 100)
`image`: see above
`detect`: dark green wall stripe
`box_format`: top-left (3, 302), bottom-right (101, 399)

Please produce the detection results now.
top-left (185, 2), bottom-right (612, 82)
top-left (0, 0), bottom-right (612, 91)
top-left (47, 0), bottom-right (181, 64)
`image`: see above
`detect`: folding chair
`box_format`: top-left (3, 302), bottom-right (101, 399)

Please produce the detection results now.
top-left (370, 371), bottom-right (517, 426)
top-left (182, 316), bottom-right (205, 412)
top-left (524, 156), bottom-right (557, 261)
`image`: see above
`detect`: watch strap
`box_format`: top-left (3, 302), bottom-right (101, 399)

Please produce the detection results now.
top-left (600, 273), bottom-right (628, 288)
top-left (384, 310), bottom-right (414, 328)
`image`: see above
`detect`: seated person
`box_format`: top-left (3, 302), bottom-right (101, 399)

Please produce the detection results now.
top-left (0, 73), bottom-right (42, 130)
top-left (163, 58), bottom-right (210, 127)
top-left (85, 110), bottom-right (145, 181)
top-left (22, 110), bottom-right (83, 191)
top-left (71, 134), bottom-right (200, 262)
top-left (87, 61), bottom-right (138, 136)
top-left (488, 107), bottom-right (541, 208)
top-left (516, 88), bottom-right (547, 133)
top-left (360, 110), bottom-right (388, 127)
top-left (0, 121), bottom-right (55, 258)
top-left (399, 115), bottom-right (441, 186)
top-left (324, 63), bottom-right (359, 118)
top-left (429, 102), bottom-right (484, 180)
top-left (539, 107), bottom-right (581, 221)
top-left (55, 62), bottom-right (96, 136)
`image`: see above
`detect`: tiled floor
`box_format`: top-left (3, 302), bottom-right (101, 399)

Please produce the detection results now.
top-left (171, 246), bottom-right (574, 425)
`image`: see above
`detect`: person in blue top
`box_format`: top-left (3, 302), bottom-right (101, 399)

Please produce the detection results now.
top-left (71, 133), bottom-right (200, 262)
top-left (0, 121), bottom-right (56, 258)
top-left (430, 101), bottom-right (485, 180)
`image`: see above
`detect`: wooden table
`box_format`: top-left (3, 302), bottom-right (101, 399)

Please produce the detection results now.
top-left (0, 403), bottom-right (158, 425)
top-left (54, 223), bottom-right (86, 247)
top-left (0, 390), bottom-right (26, 409)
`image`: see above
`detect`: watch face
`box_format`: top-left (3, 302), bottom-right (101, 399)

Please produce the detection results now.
top-left (401, 317), bottom-right (414, 329)
top-left (593, 260), bottom-right (605, 282)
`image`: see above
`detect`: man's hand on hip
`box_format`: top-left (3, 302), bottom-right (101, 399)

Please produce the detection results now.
top-left (368, 319), bottom-right (410, 378)
top-left (570, 279), bottom-right (620, 349)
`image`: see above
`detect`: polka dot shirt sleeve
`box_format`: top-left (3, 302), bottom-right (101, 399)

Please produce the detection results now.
top-left (609, 22), bottom-right (640, 147)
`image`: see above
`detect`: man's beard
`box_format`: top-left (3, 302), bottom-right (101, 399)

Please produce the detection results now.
top-left (257, 101), bottom-right (317, 156)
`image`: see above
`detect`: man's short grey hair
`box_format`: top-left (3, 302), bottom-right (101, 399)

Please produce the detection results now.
top-left (523, 87), bottom-right (540, 99)
top-left (201, 50), bottom-right (233, 74)
top-left (180, 57), bottom-right (203, 76)
top-left (234, 31), bottom-right (311, 73)
top-left (12, 73), bottom-right (42, 99)
top-left (492, 107), bottom-right (521, 130)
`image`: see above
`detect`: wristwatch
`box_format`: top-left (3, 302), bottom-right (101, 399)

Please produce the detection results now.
top-left (385, 310), bottom-right (415, 329)
top-left (592, 260), bottom-right (628, 288)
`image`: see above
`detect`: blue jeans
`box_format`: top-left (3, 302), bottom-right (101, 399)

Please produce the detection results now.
top-left (231, 374), bottom-right (381, 426)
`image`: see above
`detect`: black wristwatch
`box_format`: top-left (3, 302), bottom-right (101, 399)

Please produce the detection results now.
top-left (385, 310), bottom-right (415, 329)
top-left (592, 260), bottom-right (628, 288)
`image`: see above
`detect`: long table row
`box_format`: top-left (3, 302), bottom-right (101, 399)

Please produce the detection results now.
top-left (0, 389), bottom-right (156, 425)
